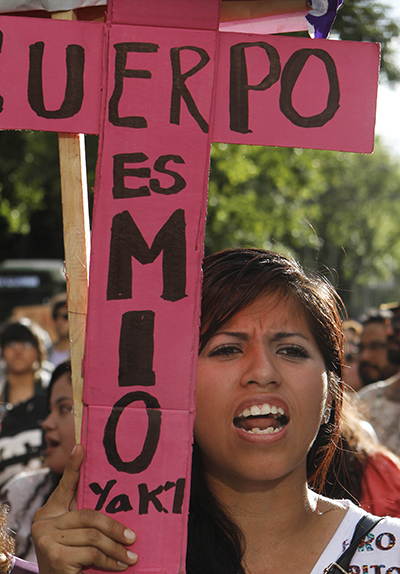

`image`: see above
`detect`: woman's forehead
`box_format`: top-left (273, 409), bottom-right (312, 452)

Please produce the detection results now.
top-left (218, 293), bottom-right (311, 332)
top-left (51, 373), bottom-right (73, 398)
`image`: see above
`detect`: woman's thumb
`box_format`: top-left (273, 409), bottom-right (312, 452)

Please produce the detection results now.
top-left (35, 444), bottom-right (84, 519)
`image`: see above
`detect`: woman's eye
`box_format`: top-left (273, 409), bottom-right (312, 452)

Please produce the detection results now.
top-left (59, 404), bottom-right (73, 415)
top-left (278, 345), bottom-right (309, 359)
top-left (208, 345), bottom-right (241, 358)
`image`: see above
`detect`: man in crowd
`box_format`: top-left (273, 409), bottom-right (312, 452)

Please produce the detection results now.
top-left (358, 303), bottom-right (400, 457)
top-left (358, 309), bottom-right (398, 387)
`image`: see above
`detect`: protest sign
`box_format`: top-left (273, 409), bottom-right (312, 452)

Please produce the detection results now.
top-left (0, 1), bottom-right (380, 571)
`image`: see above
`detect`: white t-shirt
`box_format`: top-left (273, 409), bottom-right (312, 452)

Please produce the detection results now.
top-left (311, 499), bottom-right (400, 574)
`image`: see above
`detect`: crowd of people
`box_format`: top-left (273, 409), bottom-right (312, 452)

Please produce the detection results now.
top-left (0, 294), bottom-right (72, 562)
top-left (343, 304), bottom-right (400, 456)
top-left (0, 251), bottom-right (400, 574)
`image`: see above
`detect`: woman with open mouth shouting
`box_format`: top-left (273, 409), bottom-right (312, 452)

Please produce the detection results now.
top-left (32, 249), bottom-right (400, 574)
top-left (1, 361), bottom-right (74, 563)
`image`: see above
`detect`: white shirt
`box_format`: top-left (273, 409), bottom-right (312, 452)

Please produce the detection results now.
top-left (311, 499), bottom-right (400, 574)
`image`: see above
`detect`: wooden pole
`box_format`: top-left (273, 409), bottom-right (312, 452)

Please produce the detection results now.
top-left (52, 10), bottom-right (90, 444)
top-left (220, 0), bottom-right (309, 22)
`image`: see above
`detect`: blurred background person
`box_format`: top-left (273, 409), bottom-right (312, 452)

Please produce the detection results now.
top-left (0, 320), bottom-right (52, 488)
top-left (387, 302), bottom-right (400, 367)
top-left (358, 303), bottom-right (400, 457)
top-left (342, 319), bottom-right (363, 392)
top-left (48, 295), bottom-right (70, 368)
top-left (322, 394), bottom-right (400, 518)
top-left (0, 361), bottom-right (74, 561)
top-left (358, 308), bottom-right (398, 387)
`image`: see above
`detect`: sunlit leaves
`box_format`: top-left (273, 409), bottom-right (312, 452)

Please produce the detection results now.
top-left (207, 140), bottom-right (400, 313)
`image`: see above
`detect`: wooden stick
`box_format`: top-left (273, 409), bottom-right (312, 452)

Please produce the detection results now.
top-left (52, 10), bottom-right (77, 21)
top-left (220, 0), bottom-right (309, 22)
top-left (52, 10), bottom-right (90, 444)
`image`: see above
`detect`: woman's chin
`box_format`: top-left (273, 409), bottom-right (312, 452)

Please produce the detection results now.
top-left (45, 452), bottom-right (67, 474)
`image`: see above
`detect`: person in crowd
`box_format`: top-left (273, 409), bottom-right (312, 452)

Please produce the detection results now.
top-left (323, 393), bottom-right (400, 517)
top-left (48, 296), bottom-right (70, 369)
top-left (31, 249), bottom-right (400, 574)
top-left (358, 303), bottom-right (400, 457)
top-left (386, 302), bottom-right (400, 365)
top-left (0, 320), bottom-right (52, 487)
top-left (358, 309), bottom-right (398, 387)
top-left (0, 362), bottom-right (74, 562)
top-left (342, 319), bottom-right (363, 391)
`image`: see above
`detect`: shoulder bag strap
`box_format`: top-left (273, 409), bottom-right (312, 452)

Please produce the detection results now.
top-left (324, 513), bottom-right (384, 574)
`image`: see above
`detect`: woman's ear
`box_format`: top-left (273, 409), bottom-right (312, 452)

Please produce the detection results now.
top-left (322, 404), bottom-right (331, 425)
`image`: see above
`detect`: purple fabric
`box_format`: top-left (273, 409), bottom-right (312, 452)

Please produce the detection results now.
top-left (11, 557), bottom-right (38, 574)
top-left (306, 0), bottom-right (343, 39)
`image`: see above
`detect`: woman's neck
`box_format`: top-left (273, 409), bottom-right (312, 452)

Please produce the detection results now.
top-left (205, 471), bottom-right (346, 574)
top-left (208, 468), bottom-right (314, 535)
top-left (54, 337), bottom-right (70, 351)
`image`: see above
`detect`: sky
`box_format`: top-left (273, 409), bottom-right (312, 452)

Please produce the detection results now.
top-left (374, 0), bottom-right (400, 157)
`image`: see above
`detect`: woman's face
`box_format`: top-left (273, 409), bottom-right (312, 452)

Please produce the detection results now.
top-left (195, 293), bottom-right (329, 490)
top-left (2, 340), bottom-right (39, 375)
top-left (42, 373), bottom-right (75, 474)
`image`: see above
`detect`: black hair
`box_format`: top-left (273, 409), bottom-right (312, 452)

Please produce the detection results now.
top-left (0, 319), bottom-right (46, 366)
top-left (47, 360), bottom-right (71, 408)
top-left (186, 248), bottom-right (345, 574)
top-left (187, 442), bottom-right (246, 574)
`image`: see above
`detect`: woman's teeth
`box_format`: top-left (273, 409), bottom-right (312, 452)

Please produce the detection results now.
top-left (237, 403), bottom-right (285, 418)
top-left (243, 426), bottom-right (283, 435)
top-left (235, 402), bottom-right (288, 434)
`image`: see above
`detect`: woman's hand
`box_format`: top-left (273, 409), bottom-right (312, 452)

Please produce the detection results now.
top-left (32, 445), bottom-right (138, 574)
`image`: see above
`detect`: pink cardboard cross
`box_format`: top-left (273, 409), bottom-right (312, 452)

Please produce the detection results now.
top-left (0, 1), bottom-right (380, 572)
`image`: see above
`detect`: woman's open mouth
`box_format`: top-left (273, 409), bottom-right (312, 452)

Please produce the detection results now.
top-left (45, 437), bottom-right (60, 454)
top-left (233, 402), bottom-right (289, 435)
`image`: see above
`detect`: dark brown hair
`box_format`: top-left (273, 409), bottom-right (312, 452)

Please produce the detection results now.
top-left (186, 249), bottom-right (343, 574)
top-left (187, 249), bottom-right (346, 574)
top-left (0, 319), bottom-right (47, 367)
top-left (47, 360), bottom-right (72, 409)
top-left (200, 248), bottom-right (344, 488)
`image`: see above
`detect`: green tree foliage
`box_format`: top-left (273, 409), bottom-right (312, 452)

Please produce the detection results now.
top-left (207, 141), bottom-right (400, 313)
top-left (0, 0), bottom-right (399, 317)
top-left (333, 0), bottom-right (400, 83)
top-left (0, 131), bottom-right (59, 260)
top-left (0, 131), bottom-right (97, 261)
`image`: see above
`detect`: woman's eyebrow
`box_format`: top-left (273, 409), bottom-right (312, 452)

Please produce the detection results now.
top-left (270, 332), bottom-right (311, 342)
top-left (211, 331), bottom-right (311, 343)
top-left (55, 396), bottom-right (73, 404)
top-left (213, 331), bottom-right (249, 341)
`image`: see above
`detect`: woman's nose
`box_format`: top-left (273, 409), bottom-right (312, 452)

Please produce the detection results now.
top-left (42, 411), bottom-right (56, 430)
top-left (240, 344), bottom-right (281, 388)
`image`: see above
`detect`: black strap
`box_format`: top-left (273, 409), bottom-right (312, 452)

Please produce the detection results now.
top-left (324, 513), bottom-right (383, 574)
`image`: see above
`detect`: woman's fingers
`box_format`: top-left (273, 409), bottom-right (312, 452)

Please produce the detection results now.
top-left (37, 522), bottom-right (137, 564)
top-left (32, 444), bottom-right (138, 574)
top-left (34, 523), bottom-right (137, 574)
top-left (51, 507), bottom-right (136, 546)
